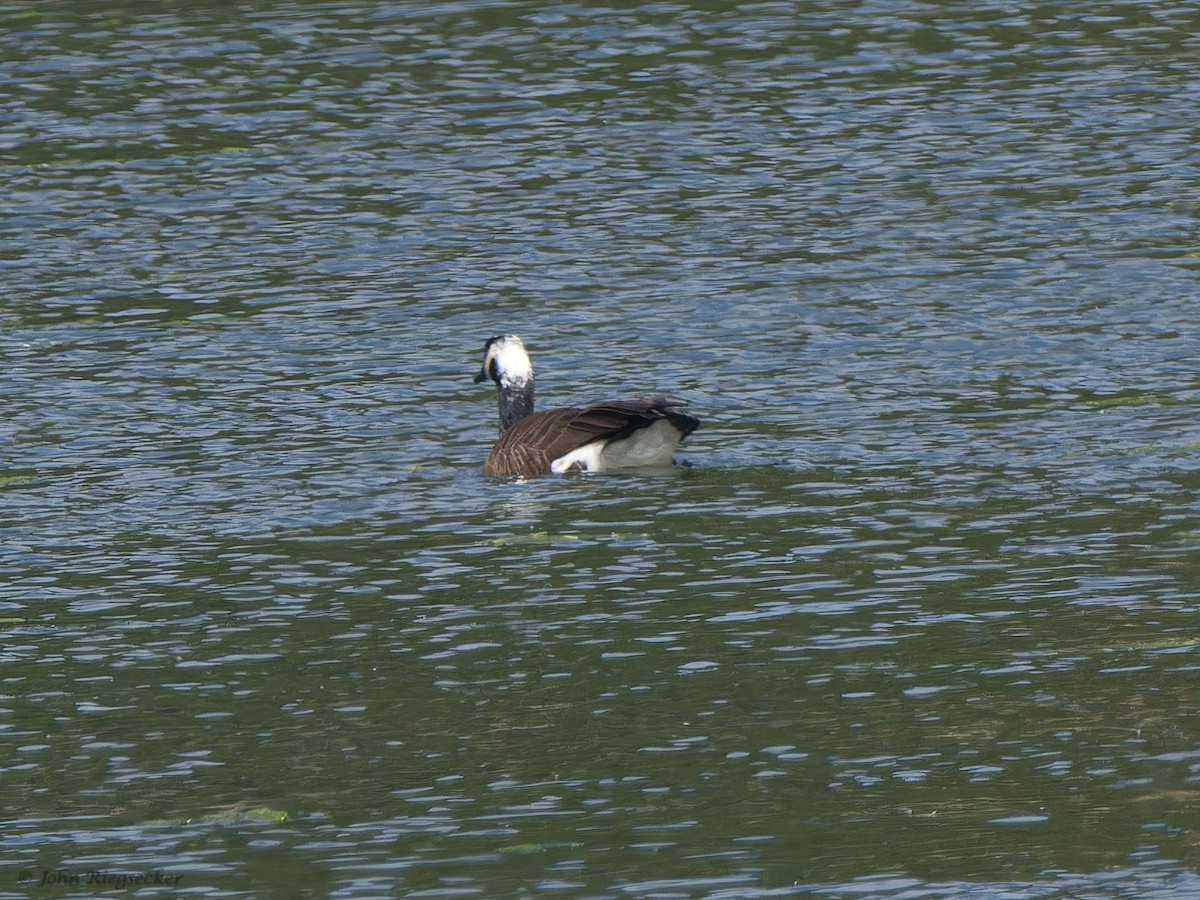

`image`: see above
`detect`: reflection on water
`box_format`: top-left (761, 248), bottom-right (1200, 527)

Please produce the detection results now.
top-left (4, 0), bottom-right (1200, 896)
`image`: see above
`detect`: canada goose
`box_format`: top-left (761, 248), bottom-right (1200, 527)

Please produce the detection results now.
top-left (473, 334), bottom-right (699, 477)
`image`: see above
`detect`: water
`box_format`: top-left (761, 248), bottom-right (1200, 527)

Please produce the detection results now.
top-left (3, 1), bottom-right (1200, 897)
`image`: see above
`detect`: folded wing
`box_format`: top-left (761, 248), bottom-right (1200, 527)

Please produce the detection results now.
top-left (484, 397), bottom-right (698, 477)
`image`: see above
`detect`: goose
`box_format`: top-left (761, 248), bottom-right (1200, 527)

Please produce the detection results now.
top-left (473, 334), bottom-right (699, 477)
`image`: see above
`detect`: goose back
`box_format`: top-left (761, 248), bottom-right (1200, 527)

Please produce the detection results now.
top-left (483, 396), bottom-right (698, 478)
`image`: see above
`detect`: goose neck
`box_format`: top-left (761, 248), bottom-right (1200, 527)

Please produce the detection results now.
top-left (497, 378), bottom-right (534, 430)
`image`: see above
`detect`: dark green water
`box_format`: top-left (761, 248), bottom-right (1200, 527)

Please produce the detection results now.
top-left (4, 1), bottom-right (1200, 897)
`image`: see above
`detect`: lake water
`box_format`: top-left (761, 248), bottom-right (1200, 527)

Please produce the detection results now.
top-left (4, 1), bottom-right (1200, 897)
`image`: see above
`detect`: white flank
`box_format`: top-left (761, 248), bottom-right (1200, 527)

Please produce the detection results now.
top-left (550, 419), bottom-right (682, 474)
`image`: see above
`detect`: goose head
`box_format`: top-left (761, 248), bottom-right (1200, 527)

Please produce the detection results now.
top-left (474, 334), bottom-right (534, 388)
top-left (475, 334), bottom-right (535, 429)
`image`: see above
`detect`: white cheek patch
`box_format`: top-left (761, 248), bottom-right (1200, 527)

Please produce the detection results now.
top-left (492, 340), bottom-right (533, 385)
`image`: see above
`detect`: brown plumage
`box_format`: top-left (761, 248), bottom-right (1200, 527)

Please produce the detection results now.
top-left (483, 397), bottom-right (699, 477)
top-left (474, 334), bottom-right (700, 478)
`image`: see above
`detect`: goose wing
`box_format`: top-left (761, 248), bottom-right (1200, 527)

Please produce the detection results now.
top-left (484, 397), bottom-right (697, 477)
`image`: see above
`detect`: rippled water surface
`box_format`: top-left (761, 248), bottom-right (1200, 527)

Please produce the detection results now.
top-left (4, 1), bottom-right (1200, 897)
